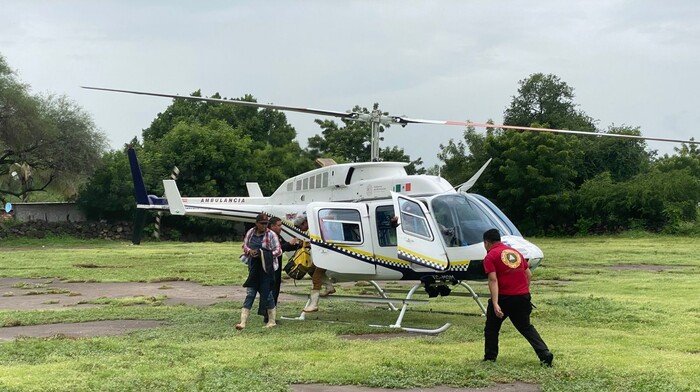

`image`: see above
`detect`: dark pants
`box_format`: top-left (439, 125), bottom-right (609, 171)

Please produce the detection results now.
top-left (244, 257), bottom-right (275, 312)
top-left (258, 258), bottom-right (282, 319)
top-left (484, 294), bottom-right (549, 361)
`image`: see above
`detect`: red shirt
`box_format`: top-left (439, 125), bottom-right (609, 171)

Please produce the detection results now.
top-left (483, 242), bottom-right (530, 295)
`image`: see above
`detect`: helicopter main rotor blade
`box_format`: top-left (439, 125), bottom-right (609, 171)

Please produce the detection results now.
top-left (83, 86), bottom-right (697, 145)
top-left (81, 86), bottom-right (356, 120)
top-left (394, 117), bottom-right (699, 145)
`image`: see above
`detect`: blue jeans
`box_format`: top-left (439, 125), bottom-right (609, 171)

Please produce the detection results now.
top-left (243, 271), bottom-right (276, 310)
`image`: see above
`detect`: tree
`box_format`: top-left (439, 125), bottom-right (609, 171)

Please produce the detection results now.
top-left (436, 74), bottom-right (599, 234)
top-left (579, 125), bottom-right (651, 182)
top-left (76, 148), bottom-right (136, 221)
top-left (435, 73), bottom-right (671, 234)
top-left (143, 92), bottom-right (297, 148)
top-left (654, 141), bottom-right (700, 179)
top-left (504, 73), bottom-right (652, 184)
top-left (503, 73), bottom-right (596, 132)
top-left (0, 54), bottom-right (106, 202)
top-left (379, 146), bottom-right (425, 175)
top-left (481, 128), bottom-right (584, 234)
top-left (78, 89), bottom-right (317, 231)
top-left (437, 124), bottom-right (494, 187)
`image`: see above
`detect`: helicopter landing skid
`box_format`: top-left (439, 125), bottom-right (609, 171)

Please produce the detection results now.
top-left (281, 280), bottom-right (484, 334)
top-left (366, 282), bottom-right (451, 334)
top-left (367, 280), bottom-right (486, 317)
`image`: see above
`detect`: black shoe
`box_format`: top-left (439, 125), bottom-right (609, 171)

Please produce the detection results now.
top-left (482, 358), bottom-right (496, 363)
top-left (540, 352), bottom-right (554, 367)
top-left (263, 316), bottom-right (269, 324)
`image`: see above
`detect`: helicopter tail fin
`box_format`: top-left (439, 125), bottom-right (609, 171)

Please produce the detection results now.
top-left (127, 146), bottom-right (168, 209)
top-left (127, 147), bottom-right (149, 205)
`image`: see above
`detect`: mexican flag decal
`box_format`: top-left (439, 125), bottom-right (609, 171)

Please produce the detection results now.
top-left (394, 183), bottom-right (412, 192)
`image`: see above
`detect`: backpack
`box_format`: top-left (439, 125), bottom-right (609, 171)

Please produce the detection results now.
top-left (283, 244), bottom-right (312, 280)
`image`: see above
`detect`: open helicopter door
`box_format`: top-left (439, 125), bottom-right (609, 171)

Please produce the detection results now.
top-left (391, 192), bottom-right (449, 271)
top-left (306, 202), bottom-right (376, 275)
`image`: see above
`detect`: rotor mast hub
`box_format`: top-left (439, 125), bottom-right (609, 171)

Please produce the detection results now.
top-left (353, 109), bottom-right (393, 162)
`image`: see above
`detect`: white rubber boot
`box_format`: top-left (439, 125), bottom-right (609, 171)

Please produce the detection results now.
top-left (264, 308), bottom-right (277, 328)
top-left (320, 275), bottom-right (336, 297)
top-left (303, 290), bottom-right (321, 312)
top-left (235, 308), bottom-right (249, 330)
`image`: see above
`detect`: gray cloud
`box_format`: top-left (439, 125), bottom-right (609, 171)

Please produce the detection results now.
top-left (2, 0), bottom-right (698, 166)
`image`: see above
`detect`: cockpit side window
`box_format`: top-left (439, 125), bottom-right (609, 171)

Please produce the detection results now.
top-left (430, 194), bottom-right (506, 247)
top-left (470, 194), bottom-right (521, 236)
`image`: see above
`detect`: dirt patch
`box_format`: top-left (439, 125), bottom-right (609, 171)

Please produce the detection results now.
top-left (0, 278), bottom-right (298, 310)
top-left (0, 320), bottom-right (165, 342)
top-left (290, 382), bottom-right (540, 392)
top-left (0, 278), bottom-right (302, 342)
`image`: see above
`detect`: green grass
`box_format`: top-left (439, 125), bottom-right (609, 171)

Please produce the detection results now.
top-left (1, 235), bottom-right (699, 391)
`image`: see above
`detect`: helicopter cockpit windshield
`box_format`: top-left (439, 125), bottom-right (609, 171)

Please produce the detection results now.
top-left (430, 194), bottom-right (516, 247)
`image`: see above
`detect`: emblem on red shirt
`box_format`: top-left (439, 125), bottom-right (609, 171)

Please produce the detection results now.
top-left (500, 249), bottom-right (522, 268)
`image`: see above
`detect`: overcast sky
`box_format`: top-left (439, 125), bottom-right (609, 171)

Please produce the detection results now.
top-left (2, 1), bottom-right (698, 167)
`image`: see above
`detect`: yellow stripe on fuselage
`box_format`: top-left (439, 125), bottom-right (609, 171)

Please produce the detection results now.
top-left (309, 234), bottom-right (411, 266)
top-left (397, 246), bottom-right (449, 267)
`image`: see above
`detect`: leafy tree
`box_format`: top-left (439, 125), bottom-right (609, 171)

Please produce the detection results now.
top-left (380, 146), bottom-right (425, 175)
top-left (0, 54), bottom-right (106, 202)
top-left (78, 90), bottom-right (317, 232)
top-left (578, 125), bottom-right (651, 183)
top-left (437, 125), bottom-right (493, 187)
top-left (654, 141), bottom-right (700, 179)
top-left (503, 73), bottom-right (596, 132)
top-left (436, 74), bottom-right (596, 234)
top-left (76, 149), bottom-right (135, 221)
top-left (148, 120), bottom-right (255, 196)
top-left (435, 73), bottom-right (672, 234)
top-left (143, 92), bottom-right (296, 148)
top-left (484, 128), bottom-right (583, 234)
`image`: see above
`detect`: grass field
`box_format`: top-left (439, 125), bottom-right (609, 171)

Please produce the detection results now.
top-left (1, 235), bottom-right (699, 391)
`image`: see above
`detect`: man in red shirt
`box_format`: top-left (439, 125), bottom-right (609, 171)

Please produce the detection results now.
top-left (482, 229), bottom-right (553, 366)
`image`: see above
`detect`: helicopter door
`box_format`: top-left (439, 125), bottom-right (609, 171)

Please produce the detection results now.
top-left (306, 202), bottom-right (376, 274)
top-left (391, 192), bottom-right (449, 271)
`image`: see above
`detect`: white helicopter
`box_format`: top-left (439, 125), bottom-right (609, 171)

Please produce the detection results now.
top-left (86, 87), bottom-right (698, 333)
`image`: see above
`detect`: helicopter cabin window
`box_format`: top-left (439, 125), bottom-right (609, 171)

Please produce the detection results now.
top-left (375, 205), bottom-right (397, 247)
top-left (398, 198), bottom-right (432, 240)
top-left (296, 180), bottom-right (302, 191)
top-left (322, 172), bottom-right (329, 187)
top-left (317, 208), bottom-right (362, 244)
top-left (316, 174), bottom-right (322, 188)
top-left (303, 178), bottom-right (309, 190)
top-left (309, 176), bottom-right (315, 189)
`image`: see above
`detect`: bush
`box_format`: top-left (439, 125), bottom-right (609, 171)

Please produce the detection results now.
top-left (575, 169), bottom-right (700, 233)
